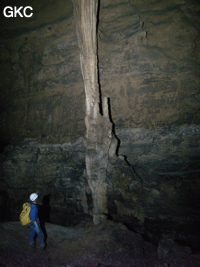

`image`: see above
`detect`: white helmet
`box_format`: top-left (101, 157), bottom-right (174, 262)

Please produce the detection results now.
top-left (29, 193), bottom-right (38, 202)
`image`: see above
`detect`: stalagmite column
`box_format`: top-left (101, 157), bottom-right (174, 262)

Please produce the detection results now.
top-left (72, 0), bottom-right (118, 224)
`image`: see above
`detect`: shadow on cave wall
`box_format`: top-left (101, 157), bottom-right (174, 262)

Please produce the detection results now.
top-left (0, 190), bottom-right (10, 222)
top-left (38, 194), bottom-right (51, 245)
top-left (107, 96), bottom-right (144, 186)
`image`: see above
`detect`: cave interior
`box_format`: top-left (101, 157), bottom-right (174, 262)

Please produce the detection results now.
top-left (0, 0), bottom-right (200, 265)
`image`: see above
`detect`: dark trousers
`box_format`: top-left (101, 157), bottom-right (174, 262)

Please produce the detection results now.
top-left (29, 222), bottom-right (44, 245)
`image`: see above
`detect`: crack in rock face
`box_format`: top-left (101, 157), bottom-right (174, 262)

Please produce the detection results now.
top-left (73, 0), bottom-right (121, 224)
top-left (0, 0), bottom-right (199, 253)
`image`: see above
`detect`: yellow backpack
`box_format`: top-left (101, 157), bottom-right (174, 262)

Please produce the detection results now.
top-left (19, 202), bottom-right (31, 225)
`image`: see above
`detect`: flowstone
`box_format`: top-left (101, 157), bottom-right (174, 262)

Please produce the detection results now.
top-left (72, 0), bottom-right (120, 224)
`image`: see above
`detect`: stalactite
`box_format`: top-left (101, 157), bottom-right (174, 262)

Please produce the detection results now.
top-left (72, 0), bottom-right (118, 224)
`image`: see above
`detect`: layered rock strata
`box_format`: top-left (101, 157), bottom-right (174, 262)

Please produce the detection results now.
top-left (0, 0), bottom-right (199, 244)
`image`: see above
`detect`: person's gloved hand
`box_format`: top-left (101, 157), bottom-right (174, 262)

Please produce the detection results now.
top-left (34, 223), bottom-right (40, 233)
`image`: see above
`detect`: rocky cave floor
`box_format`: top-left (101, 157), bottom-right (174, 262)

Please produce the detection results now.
top-left (0, 220), bottom-right (200, 267)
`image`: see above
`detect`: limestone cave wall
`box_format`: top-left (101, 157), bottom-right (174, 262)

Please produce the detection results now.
top-left (0, 0), bottom-right (199, 242)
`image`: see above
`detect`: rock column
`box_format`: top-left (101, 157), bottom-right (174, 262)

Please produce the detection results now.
top-left (72, 0), bottom-right (118, 224)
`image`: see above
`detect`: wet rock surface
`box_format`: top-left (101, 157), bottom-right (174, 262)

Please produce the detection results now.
top-left (0, 220), bottom-right (199, 267)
